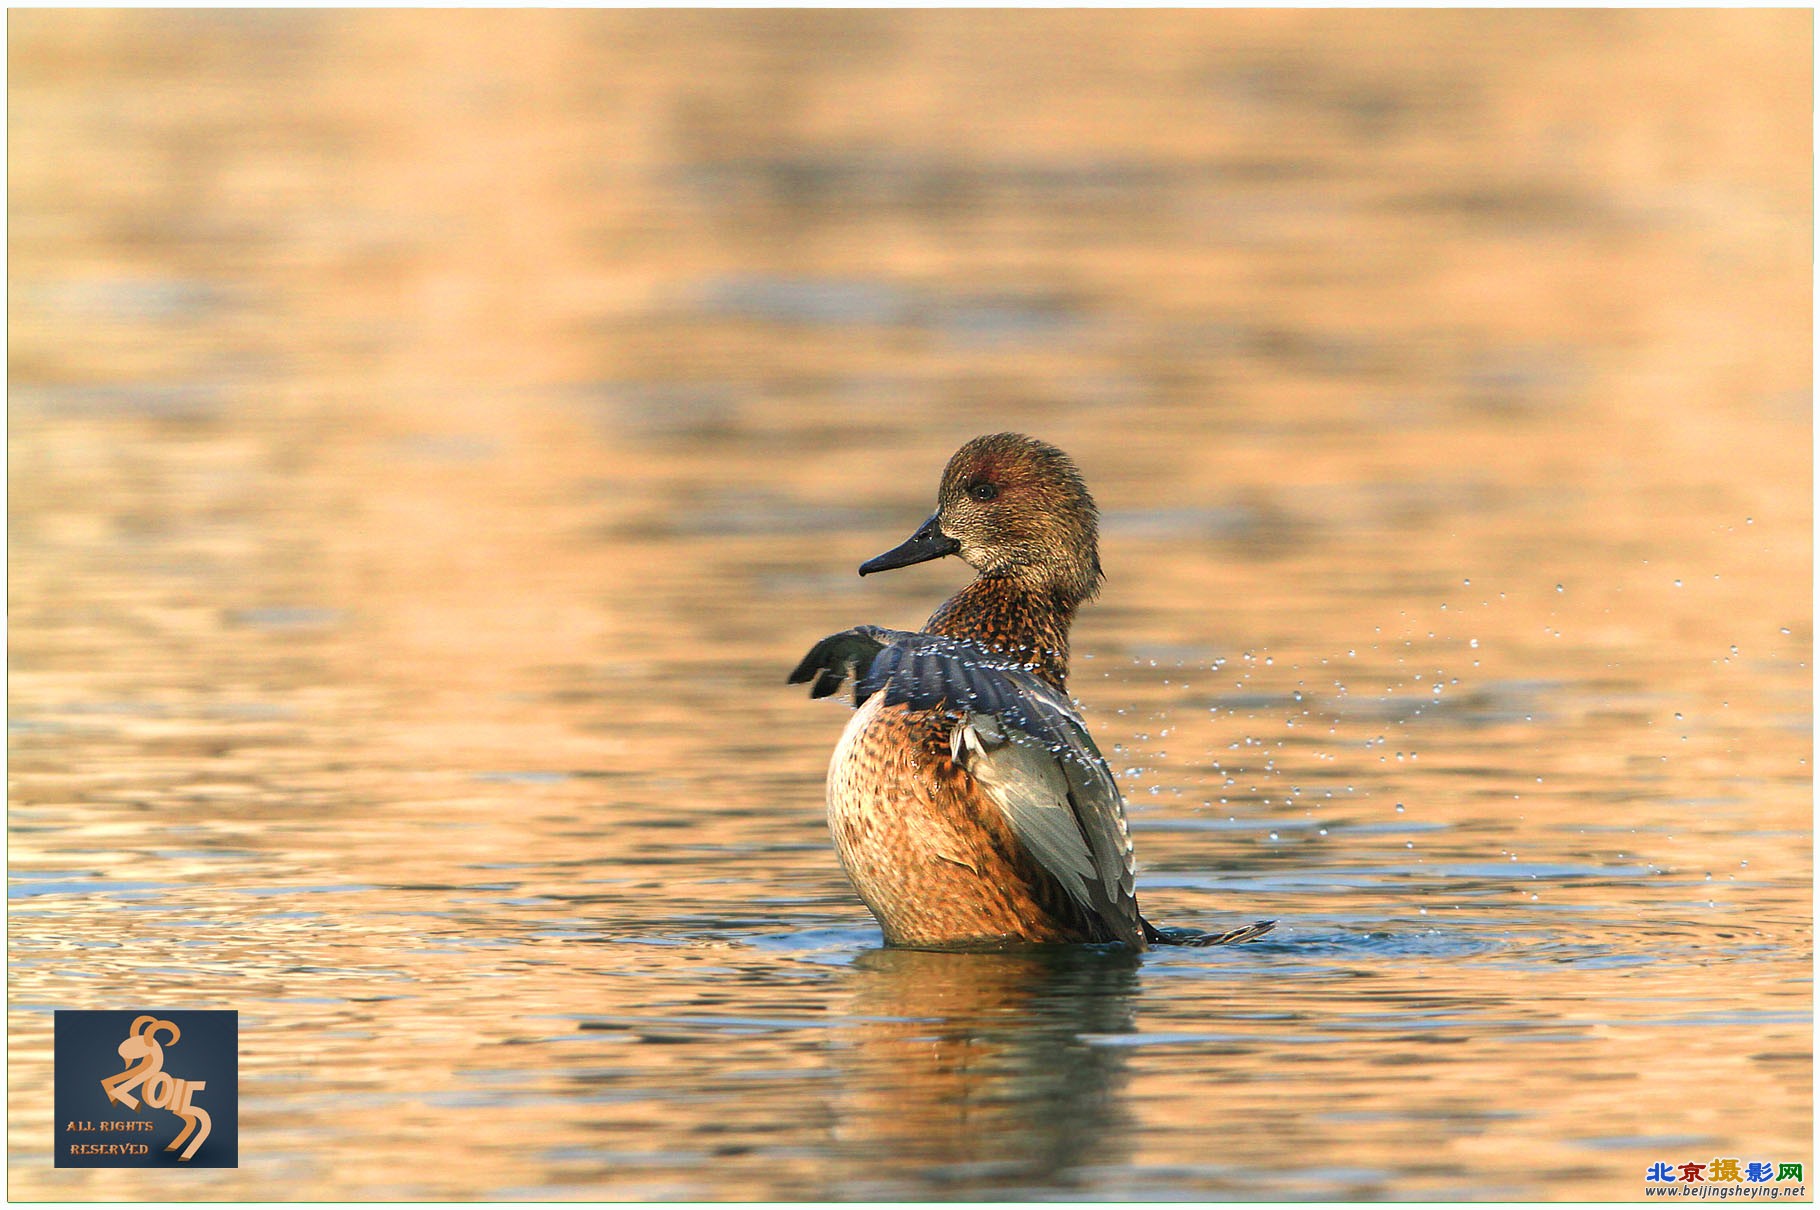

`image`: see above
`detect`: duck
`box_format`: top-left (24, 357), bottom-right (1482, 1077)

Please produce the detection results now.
top-left (790, 432), bottom-right (1275, 950)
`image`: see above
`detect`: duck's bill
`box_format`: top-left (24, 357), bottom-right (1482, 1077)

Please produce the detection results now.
top-left (859, 512), bottom-right (960, 575)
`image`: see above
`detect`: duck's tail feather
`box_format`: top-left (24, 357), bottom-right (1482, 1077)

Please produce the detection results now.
top-left (1142, 918), bottom-right (1277, 947)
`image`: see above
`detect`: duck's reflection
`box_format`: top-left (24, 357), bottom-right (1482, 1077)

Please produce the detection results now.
top-left (825, 944), bottom-right (1141, 1197)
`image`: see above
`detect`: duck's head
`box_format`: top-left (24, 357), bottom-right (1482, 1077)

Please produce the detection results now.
top-left (859, 432), bottom-right (1103, 602)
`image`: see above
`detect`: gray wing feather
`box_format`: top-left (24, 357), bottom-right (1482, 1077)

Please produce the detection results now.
top-left (953, 673), bottom-right (1140, 943)
top-left (954, 715), bottom-right (1099, 910)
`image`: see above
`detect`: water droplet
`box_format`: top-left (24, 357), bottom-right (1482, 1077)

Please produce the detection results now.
top-left (1395, 803), bottom-right (1405, 813)
top-left (1555, 584), bottom-right (1564, 593)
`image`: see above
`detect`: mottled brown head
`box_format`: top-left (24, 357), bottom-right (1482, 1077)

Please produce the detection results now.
top-left (860, 433), bottom-right (1103, 603)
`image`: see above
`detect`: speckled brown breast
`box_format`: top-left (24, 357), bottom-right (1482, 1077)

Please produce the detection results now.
top-left (826, 693), bottom-right (1108, 947)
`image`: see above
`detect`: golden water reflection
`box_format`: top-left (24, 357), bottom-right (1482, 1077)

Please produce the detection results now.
top-left (9, 9), bottom-right (1811, 1200)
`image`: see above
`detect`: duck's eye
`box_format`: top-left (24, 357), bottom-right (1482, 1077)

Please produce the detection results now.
top-left (967, 482), bottom-right (999, 502)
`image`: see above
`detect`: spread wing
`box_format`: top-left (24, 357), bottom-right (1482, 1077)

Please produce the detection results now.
top-left (790, 627), bottom-right (1140, 944)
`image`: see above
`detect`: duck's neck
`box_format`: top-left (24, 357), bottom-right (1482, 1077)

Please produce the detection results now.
top-left (924, 576), bottom-right (1080, 690)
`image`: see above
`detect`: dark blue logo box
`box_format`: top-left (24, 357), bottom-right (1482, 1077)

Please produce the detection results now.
top-left (53, 1010), bottom-right (237, 1168)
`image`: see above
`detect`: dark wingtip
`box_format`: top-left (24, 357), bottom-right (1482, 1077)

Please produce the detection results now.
top-left (1211, 920), bottom-right (1277, 945)
top-left (1145, 918), bottom-right (1277, 947)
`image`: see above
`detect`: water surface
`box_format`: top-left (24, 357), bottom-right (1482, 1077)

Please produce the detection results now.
top-left (9, 10), bottom-right (1811, 1200)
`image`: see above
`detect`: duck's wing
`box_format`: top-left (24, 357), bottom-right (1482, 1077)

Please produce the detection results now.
top-left (950, 706), bottom-right (1141, 945)
top-left (790, 628), bottom-right (1088, 754)
top-left (788, 625), bottom-right (909, 700)
top-left (790, 627), bottom-right (1141, 945)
